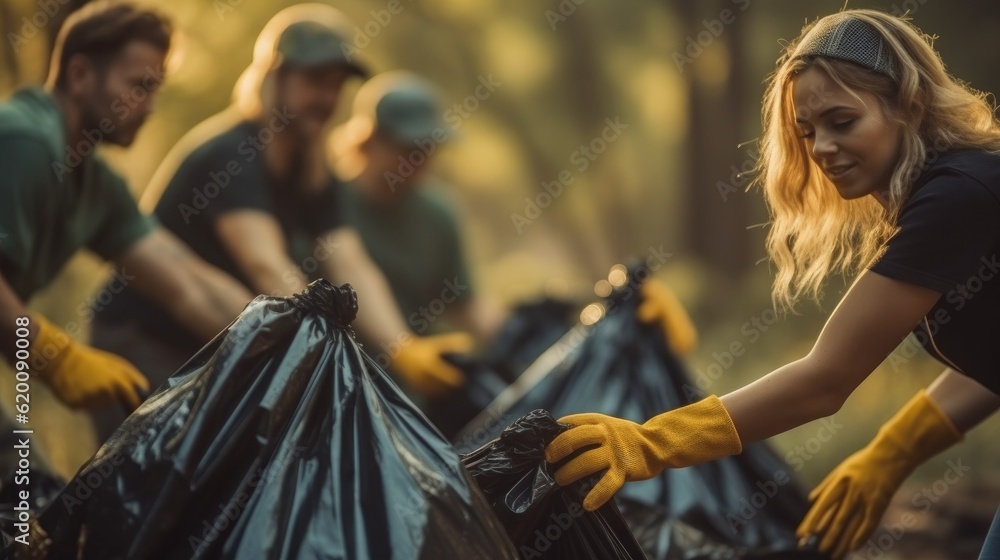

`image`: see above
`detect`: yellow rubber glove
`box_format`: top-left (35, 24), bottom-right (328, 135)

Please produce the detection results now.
top-left (545, 395), bottom-right (742, 511)
top-left (637, 279), bottom-right (698, 357)
top-left (32, 315), bottom-right (150, 411)
top-left (796, 390), bottom-right (962, 558)
top-left (390, 332), bottom-right (473, 398)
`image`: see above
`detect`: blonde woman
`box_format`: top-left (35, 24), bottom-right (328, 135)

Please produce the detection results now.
top-left (544, 9), bottom-right (1000, 558)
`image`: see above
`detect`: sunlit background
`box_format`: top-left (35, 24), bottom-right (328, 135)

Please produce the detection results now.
top-left (3, 0), bottom-right (1000, 556)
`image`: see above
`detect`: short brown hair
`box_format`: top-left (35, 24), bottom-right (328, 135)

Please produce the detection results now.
top-left (48, 1), bottom-right (172, 89)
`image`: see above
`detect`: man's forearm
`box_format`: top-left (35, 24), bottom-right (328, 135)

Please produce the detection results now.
top-left (241, 259), bottom-right (308, 298)
top-left (333, 258), bottom-right (411, 347)
top-left (119, 229), bottom-right (253, 343)
top-left (172, 262), bottom-right (254, 341)
top-left (318, 229), bottom-right (412, 348)
top-left (195, 261), bottom-right (258, 313)
top-left (170, 294), bottom-right (241, 342)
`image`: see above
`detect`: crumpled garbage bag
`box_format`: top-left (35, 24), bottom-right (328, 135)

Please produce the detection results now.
top-left (462, 410), bottom-right (648, 560)
top-left (11, 280), bottom-right (517, 560)
top-left (458, 265), bottom-right (817, 558)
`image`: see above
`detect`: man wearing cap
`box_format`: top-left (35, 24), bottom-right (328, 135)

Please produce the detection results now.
top-left (0, 1), bottom-right (253, 428)
top-left (332, 72), bottom-right (699, 358)
top-left (331, 71), bottom-right (505, 344)
top-left (91, 4), bottom-right (472, 439)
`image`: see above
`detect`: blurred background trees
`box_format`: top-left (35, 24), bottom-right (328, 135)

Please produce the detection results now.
top-left (2, 1), bottom-right (1000, 554)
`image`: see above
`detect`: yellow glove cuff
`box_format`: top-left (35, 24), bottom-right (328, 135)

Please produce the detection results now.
top-left (644, 395), bottom-right (743, 468)
top-left (873, 389), bottom-right (963, 466)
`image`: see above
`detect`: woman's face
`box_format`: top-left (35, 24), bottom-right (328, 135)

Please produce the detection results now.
top-left (791, 65), bottom-right (902, 200)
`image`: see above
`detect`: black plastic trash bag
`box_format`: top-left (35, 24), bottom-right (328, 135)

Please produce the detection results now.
top-left (12, 280), bottom-right (518, 560)
top-left (618, 500), bottom-right (824, 560)
top-left (425, 355), bottom-right (513, 441)
top-left (458, 266), bottom-right (816, 558)
top-left (462, 410), bottom-right (648, 560)
top-left (425, 298), bottom-right (580, 441)
top-left (483, 298), bottom-right (581, 382)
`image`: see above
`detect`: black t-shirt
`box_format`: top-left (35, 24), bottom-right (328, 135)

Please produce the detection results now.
top-left (155, 119), bottom-right (343, 285)
top-left (96, 119), bottom-right (344, 351)
top-left (869, 150), bottom-right (1000, 393)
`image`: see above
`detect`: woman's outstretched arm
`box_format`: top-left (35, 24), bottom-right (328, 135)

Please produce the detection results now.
top-left (722, 270), bottom-right (942, 443)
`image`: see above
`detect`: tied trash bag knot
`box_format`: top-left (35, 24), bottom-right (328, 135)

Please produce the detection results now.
top-left (289, 279), bottom-right (358, 327)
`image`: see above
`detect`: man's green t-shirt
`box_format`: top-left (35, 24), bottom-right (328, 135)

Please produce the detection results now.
top-left (153, 119), bottom-right (344, 288)
top-left (93, 117), bottom-right (345, 352)
top-left (340, 182), bottom-right (474, 333)
top-left (0, 88), bottom-right (153, 300)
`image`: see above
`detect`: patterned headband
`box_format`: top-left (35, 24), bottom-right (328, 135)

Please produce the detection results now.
top-left (798, 17), bottom-right (898, 80)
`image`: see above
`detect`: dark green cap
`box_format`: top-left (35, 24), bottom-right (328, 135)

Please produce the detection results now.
top-left (276, 19), bottom-right (368, 76)
top-left (356, 72), bottom-right (448, 144)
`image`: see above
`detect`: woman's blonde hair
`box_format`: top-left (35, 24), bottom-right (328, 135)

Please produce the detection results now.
top-left (757, 9), bottom-right (1000, 312)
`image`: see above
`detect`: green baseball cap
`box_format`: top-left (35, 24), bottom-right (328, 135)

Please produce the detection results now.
top-left (355, 72), bottom-right (448, 145)
top-left (275, 19), bottom-right (368, 77)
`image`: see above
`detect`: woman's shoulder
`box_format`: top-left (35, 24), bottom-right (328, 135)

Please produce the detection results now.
top-left (930, 148), bottom-right (1000, 173)
top-left (909, 149), bottom-right (1000, 207)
